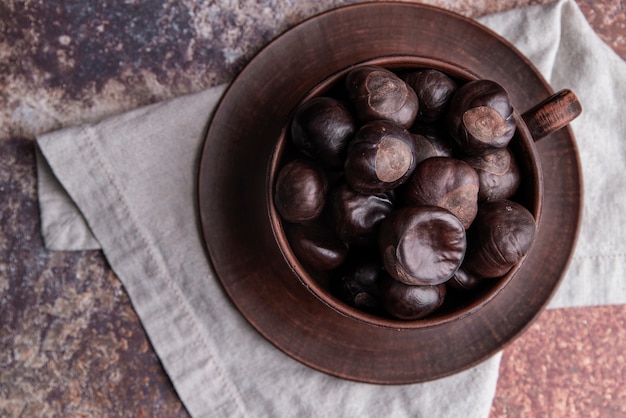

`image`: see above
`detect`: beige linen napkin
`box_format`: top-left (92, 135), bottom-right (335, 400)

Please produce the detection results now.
top-left (36, 0), bottom-right (626, 417)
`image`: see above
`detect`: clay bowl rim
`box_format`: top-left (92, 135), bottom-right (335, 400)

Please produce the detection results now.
top-left (268, 54), bottom-right (544, 330)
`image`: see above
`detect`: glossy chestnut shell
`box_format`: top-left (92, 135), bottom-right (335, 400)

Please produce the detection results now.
top-left (344, 120), bottom-right (417, 194)
top-left (447, 79), bottom-right (517, 156)
top-left (379, 275), bottom-right (446, 320)
top-left (463, 147), bottom-right (521, 201)
top-left (290, 96), bottom-right (356, 169)
top-left (463, 199), bottom-right (537, 279)
top-left (274, 158), bottom-right (327, 223)
top-left (345, 65), bottom-right (418, 128)
top-left (402, 68), bottom-right (457, 122)
top-left (329, 180), bottom-right (394, 245)
top-left (378, 206), bottom-right (466, 286)
top-left (286, 221), bottom-right (348, 272)
top-left (402, 156), bottom-right (480, 229)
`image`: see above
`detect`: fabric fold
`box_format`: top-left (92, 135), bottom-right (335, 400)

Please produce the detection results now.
top-left (38, 85), bottom-right (249, 417)
top-left (36, 144), bottom-right (101, 250)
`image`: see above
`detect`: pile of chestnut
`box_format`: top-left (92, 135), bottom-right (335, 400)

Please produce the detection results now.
top-left (274, 65), bottom-right (537, 320)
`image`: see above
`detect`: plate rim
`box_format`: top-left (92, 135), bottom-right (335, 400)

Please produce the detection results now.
top-left (197, 1), bottom-right (583, 384)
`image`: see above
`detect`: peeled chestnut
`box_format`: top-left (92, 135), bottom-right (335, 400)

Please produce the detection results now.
top-left (290, 96), bottom-right (356, 169)
top-left (446, 79), bottom-right (516, 155)
top-left (344, 120), bottom-right (417, 194)
top-left (402, 157), bottom-right (480, 229)
top-left (286, 221), bottom-right (348, 272)
top-left (379, 274), bottom-right (446, 320)
top-left (402, 69), bottom-right (457, 122)
top-left (378, 206), bottom-right (466, 286)
top-left (464, 199), bottom-right (536, 279)
top-left (274, 159), bottom-right (327, 223)
top-left (345, 66), bottom-right (418, 128)
top-left (462, 147), bottom-right (521, 201)
top-left (329, 180), bottom-right (394, 244)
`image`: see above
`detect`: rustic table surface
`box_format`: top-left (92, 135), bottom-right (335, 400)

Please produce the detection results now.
top-left (1, 1), bottom-right (624, 417)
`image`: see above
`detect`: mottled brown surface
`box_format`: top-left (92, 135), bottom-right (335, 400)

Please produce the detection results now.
top-left (1, 1), bottom-right (624, 417)
top-left (0, 138), bottom-right (188, 416)
top-left (492, 306), bottom-right (626, 417)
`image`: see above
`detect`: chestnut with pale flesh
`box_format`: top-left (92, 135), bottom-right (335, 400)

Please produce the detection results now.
top-left (378, 206), bottom-right (466, 286)
top-left (344, 120), bottom-right (417, 194)
top-left (345, 66), bottom-right (418, 128)
top-left (290, 96), bottom-right (356, 169)
top-left (274, 159), bottom-right (327, 223)
top-left (464, 199), bottom-right (536, 279)
top-left (379, 274), bottom-right (446, 320)
top-left (403, 157), bottom-right (480, 229)
top-left (447, 79), bottom-right (516, 156)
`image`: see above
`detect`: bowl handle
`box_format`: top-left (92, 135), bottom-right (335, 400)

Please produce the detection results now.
top-left (521, 89), bottom-right (582, 142)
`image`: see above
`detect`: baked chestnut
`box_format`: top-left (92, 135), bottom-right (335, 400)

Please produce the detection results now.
top-left (329, 180), bottom-right (394, 244)
top-left (462, 147), bottom-right (521, 201)
top-left (344, 120), bottom-right (417, 194)
top-left (464, 199), bottom-right (536, 279)
top-left (378, 206), bottom-right (466, 286)
top-left (274, 159), bottom-right (327, 223)
top-left (402, 157), bottom-right (480, 229)
top-left (290, 96), bottom-right (356, 169)
top-left (402, 69), bottom-right (457, 122)
top-left (345, 66), bottom-right (418, 128)
top-left (446, 79), bottom-right (516, 155)
top-left (379, 274), bottom-right (446, 320)
top-left (286, 221), bottom-right (348, 271)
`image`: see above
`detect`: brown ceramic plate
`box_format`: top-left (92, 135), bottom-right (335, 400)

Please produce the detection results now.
top-left (198, 2), bottom-right (582, 384)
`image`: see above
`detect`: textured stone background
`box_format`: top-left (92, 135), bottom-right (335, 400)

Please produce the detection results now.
top-left (1, 1), bottom-right (625, 417)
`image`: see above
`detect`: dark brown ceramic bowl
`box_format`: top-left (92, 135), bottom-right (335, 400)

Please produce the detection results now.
top-left (269, 55), bottom-right (561, 329)
top-left (198, 2), bottom-right (583, 384)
